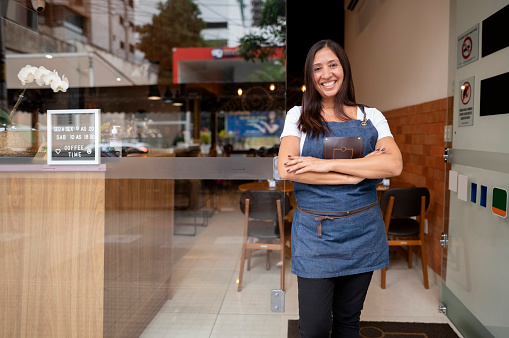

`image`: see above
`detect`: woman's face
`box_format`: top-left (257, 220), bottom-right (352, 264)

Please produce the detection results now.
top-left (312, 47), bottom-right (344, 100)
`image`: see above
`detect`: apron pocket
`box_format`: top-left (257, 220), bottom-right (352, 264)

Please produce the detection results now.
top-left (292, 206), bottom-right (387, 259)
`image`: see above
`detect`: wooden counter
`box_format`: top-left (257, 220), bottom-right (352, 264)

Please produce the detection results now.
top-left (238, 180), bottom-right (293, 193)
top-left (0, 168), bottom-right (173, 337)
top-left (104, 178), bottom-right (173, 337)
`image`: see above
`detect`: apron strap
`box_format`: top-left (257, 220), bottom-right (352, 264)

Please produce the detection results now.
top-left (299, 201), bottom-right (378, 236)
top-left (359, 105), bottom-right (368, 125)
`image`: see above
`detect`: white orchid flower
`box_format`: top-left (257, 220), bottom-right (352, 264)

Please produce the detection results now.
top-left (44, 70), bottom-right (60, 87)
top-left (17, 65), bottom-right (39, 85)
top-left (34, 66), bottom-right (52, 86)
top-left (8, 65), bottom-right (71, 120)
top-left (51, 75), bottom-right (69, 93)
top-left (61, 75), bottom-right (69, 91)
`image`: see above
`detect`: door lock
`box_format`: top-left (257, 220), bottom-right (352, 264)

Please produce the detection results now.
top-left (270, 289), bottom-right (285, 312)
top-left (443, 148), bottom-right (450, 163)
top-left (440, 233), bottom-right (448, 249)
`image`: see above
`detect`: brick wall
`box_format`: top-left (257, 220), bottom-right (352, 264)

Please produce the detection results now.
top-left (383, 97), bottom-right (453, 275)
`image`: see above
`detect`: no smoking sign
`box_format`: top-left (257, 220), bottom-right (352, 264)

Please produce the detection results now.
top-left (462, 37), bottom-right (473, 59)
top-left (461, 81), bottom-right (472, 105)
top-left (458, 77), bottom-right (474, 127)
top-left (457, 24), bottom-right (479, 68)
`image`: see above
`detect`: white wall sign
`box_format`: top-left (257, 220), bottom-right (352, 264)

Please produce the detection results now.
top-left (47, 109), bottom-right (101, 165)
top-left (458, 76), bottom-right (475, 126)
top-left (457, 24), bottom-right (479, 68)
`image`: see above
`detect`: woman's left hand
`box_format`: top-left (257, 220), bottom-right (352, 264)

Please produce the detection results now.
top-left (364, 148), bottom-right (386, 158)
top-left (284, 155), bottom-right (332, 174)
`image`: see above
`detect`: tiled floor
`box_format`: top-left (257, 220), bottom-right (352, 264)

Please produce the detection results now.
top-left (141, 188), bottom-right (463, 338)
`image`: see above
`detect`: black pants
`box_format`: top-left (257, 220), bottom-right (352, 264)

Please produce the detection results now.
top-left (297, 271), bottom-right (373, 338)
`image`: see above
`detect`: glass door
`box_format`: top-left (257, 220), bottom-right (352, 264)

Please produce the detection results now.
top-left (441, 1), bottom-right (509, 337)
top-left (0, 0), bottom-right (293, 337)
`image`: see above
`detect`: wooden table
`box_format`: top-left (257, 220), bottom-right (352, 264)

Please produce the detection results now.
top-left (376, 181), bottom-right (414, 191)
top-left (376, 181), bottom-right (415, 202)
top-left (239, 181), bottom-right (412, 194)
top-left (238, 180), bottom-right (294, 193)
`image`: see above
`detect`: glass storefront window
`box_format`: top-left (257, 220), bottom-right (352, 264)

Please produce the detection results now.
top-left (1, 0), bottom-right (286, 158)
top-left (1, 1), bottom-right (288, 337)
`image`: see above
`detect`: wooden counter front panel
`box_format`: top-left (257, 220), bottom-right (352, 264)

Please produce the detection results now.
top-left (0, 173), bottom-right (173, 338)
top-left (0, 172), bottom-right (106, 338)
top-left (104, 179), bottom-right (173, 338)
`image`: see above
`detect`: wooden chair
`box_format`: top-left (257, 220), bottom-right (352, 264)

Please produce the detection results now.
top-left (237, 190), bottom-right (291, 292)
top-left (379, 187), bottom-right (430, 289)
top-left (173, 179), bottom-right (213, 236)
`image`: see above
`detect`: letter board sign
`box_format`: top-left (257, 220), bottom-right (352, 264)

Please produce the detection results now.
top-left (47, 109), bottom-right (100, 165)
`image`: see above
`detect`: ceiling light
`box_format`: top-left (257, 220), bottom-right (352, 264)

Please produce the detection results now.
top-left (163, 86), bottom-right (174, 103)
top-left (147, 85), bottom-right (161, 100)
top-left (172, 90), bottom-right (184, 106)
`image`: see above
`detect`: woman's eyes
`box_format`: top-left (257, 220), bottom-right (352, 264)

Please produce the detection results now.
top-left (314, 63), bottom-right (339, 72)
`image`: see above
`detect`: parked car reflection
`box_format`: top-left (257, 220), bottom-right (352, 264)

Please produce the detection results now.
top-left (85, 142), bottom-right (150, 157)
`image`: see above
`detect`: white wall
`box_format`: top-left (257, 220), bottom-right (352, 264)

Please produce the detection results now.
top-left (344, 0), bottom-right (450, 112)
top-left (452, 0), bottom-right (509, 153)
top-left (445, 1), bottom-right (509, 336)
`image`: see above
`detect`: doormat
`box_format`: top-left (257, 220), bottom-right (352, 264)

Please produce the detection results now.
top-left (288, 320), bottom-right (460, 337)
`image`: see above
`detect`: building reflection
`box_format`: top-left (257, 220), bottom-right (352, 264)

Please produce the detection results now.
top-left (1, 0), bottom-right (288, 157)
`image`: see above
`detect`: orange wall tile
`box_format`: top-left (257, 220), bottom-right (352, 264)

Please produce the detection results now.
top-left (383, 97), bottom-right (450, 275)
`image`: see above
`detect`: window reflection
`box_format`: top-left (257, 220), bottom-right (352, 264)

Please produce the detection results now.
top-left (1, 0), bottom-right (285, 158)
top-left (1, 2), bottom-right (288, 336)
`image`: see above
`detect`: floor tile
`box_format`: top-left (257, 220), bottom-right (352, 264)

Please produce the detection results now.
top-left (140, 313), bottom-right (217, 338)
top-left (163, 286), bottom-right (228, 313)
top-left (210, 314), bottom-right (287, 338)
top-left (141, 188), bottom-right (462, 337)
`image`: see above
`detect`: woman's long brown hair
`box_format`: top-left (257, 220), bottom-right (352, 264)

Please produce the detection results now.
top-left (298, 39), bottom-right (359, 138)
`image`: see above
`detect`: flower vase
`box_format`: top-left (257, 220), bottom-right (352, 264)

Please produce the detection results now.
top-left (0, 128), bottom-right (40, 156)
top-left (200, 144), bottom-right (211, 155)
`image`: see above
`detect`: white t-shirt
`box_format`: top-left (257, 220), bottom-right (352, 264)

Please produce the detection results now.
top-left (280, 106), bottom-right (393, 154)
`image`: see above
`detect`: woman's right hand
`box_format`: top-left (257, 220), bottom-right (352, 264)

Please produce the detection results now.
top-left (278, 135), bottom-right (365, 185)
top-left (284, 155), bottom-right (365, 184)
top-left (284, 155), bottom-right (332, 174)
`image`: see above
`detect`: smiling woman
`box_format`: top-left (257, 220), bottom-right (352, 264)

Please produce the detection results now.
top-left (277, 39), bottom-right (402, 338)
top-left (312, 48), bottom-right (344, 102)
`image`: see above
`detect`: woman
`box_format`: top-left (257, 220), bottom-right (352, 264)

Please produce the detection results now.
top-left (278, 39), bottom-right (402, 337)
top-left (250, 110), bottom-right (280, 135)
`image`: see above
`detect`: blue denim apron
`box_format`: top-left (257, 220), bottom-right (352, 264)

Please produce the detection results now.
top-left (291, 109), bottom-right (389, 278)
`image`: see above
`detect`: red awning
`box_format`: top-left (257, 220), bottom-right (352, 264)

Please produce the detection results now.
top-left (172, 46), bottom-right (284, 84)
